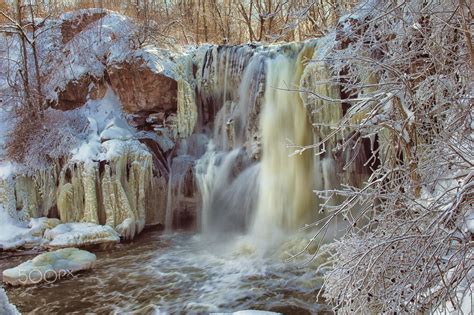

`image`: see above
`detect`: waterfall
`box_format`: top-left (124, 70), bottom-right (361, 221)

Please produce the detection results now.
top-left (195, 144), bottom-right (258, 236)
top-left (170, 39), bottom-right (369, 243)
top-left (190, 42), bottom-right (324, 244)
top-left (251, 53), bottom-right (316, 241)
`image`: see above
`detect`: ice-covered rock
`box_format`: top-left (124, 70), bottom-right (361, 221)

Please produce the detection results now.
top-left (1, 87), bottom-right (168, 242)
top-left (29, 218), bottom-right (61, 237)
top-left (0, 287), bottom-right (19, 315)
top-left (44, 223), bottom-right (119, 249)
top-left (2, 248), bottom-right (96, 286)
top-left (100, 118), bottom-right (134, 142)
top-left (0, 205), bottom-right (62, 250)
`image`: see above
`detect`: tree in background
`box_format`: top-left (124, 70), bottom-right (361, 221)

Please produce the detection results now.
top-left (0, 0), bottom-right (46, 113)
top-left (0, 0), bottom-right (55, 165)
top-left (1, 0), bottom-right (356, 45)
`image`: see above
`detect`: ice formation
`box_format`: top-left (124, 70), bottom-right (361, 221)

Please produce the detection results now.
top-left (44, 223), bottom-right (119, 249)
top-left (0, 287), bottom-right (19, 315)
top-left (0, 87), bottom-right (166, 241)
top-left (2, 248), bottom-right (96, 286)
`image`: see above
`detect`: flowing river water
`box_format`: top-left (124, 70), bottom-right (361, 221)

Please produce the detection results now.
top-left (1, 229), bottom-right (332, 314)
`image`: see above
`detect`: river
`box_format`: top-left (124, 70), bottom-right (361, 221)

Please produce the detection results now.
top-left (1, 229), bottom-right (332, 314)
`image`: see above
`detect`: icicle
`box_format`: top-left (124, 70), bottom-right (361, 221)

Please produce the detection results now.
top-left (82, 164), bottom-right (99, 224)
top-left (57, 183), bottom-right (73, 222)
top-left (101, 164), bottom-right (116, 227)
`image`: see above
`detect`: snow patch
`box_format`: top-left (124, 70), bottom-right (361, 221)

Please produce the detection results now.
top-left (0, 162), bottom-right (15, 180)
top-left (0, 209), bottom-right (62, 250)
top-left (69, 86), bottom-right (144, 163)
top-left (100, 118), bottom-right (134, 142)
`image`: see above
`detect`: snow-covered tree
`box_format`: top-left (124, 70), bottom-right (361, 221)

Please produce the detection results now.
top-left (309, 1), bottom-right (473, 313)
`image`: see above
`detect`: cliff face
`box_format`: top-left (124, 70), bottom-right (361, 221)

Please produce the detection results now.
top-left (0, 9), bottom-right (180, 243)
top-left (108, 60), bottom-right (178, 113)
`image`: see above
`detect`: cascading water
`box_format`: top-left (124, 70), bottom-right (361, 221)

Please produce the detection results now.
top-left (163, 39), bottom-right (365, 247)
top-left (252, 52), bottom-right (316, 242)
top-left (195, 142), bottom-right (260, 236)
top-left (191, 42), bottom-right (331, 246)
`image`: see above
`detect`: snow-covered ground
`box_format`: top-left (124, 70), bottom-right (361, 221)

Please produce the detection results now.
top-left (0, 205), bottom-right (40, 250)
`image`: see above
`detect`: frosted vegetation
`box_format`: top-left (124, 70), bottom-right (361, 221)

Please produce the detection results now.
top-left (311, 1), bottom-right (473, 313)
top-left (0, 0), bottom-right (472, 314)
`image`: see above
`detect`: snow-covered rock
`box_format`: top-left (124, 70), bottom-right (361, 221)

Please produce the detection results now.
top-left (45, 9), bottom-right (178, 112)
top-left (0, 287), bottom-right (19, 315)
top-left (44, 223), bottom-right (119, 249)
top-left (0, 220), bottom-right (39, 251)
top-left (100, 117), bottom-right (134, 142)
top-left (2, 248), bottom-right (96, 286)
top-left (29, 218), bottom-right (61, 237)
top-left (0, 215), bottom-right (54, 250)
top-left (0, 209), bottom-right (61, 251)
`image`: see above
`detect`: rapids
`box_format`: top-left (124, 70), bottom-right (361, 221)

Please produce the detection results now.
top-left (1, 230), bottom-right (332, 314)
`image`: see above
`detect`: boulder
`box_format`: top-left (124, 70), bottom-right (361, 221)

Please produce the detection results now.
top-left (44, 223), bottom-right (119, 249)
top-left (61, 10), bottom-right (107, 44)
top-left (108, 60), bottom-right (178, 114)
top-left (2, 248), bottom-right (96, 286)
top-left (51, 76), bottom-right (106, 111)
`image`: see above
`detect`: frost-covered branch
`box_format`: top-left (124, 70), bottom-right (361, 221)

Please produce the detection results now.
top-left (305, 1), bottom-right (474, 313)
